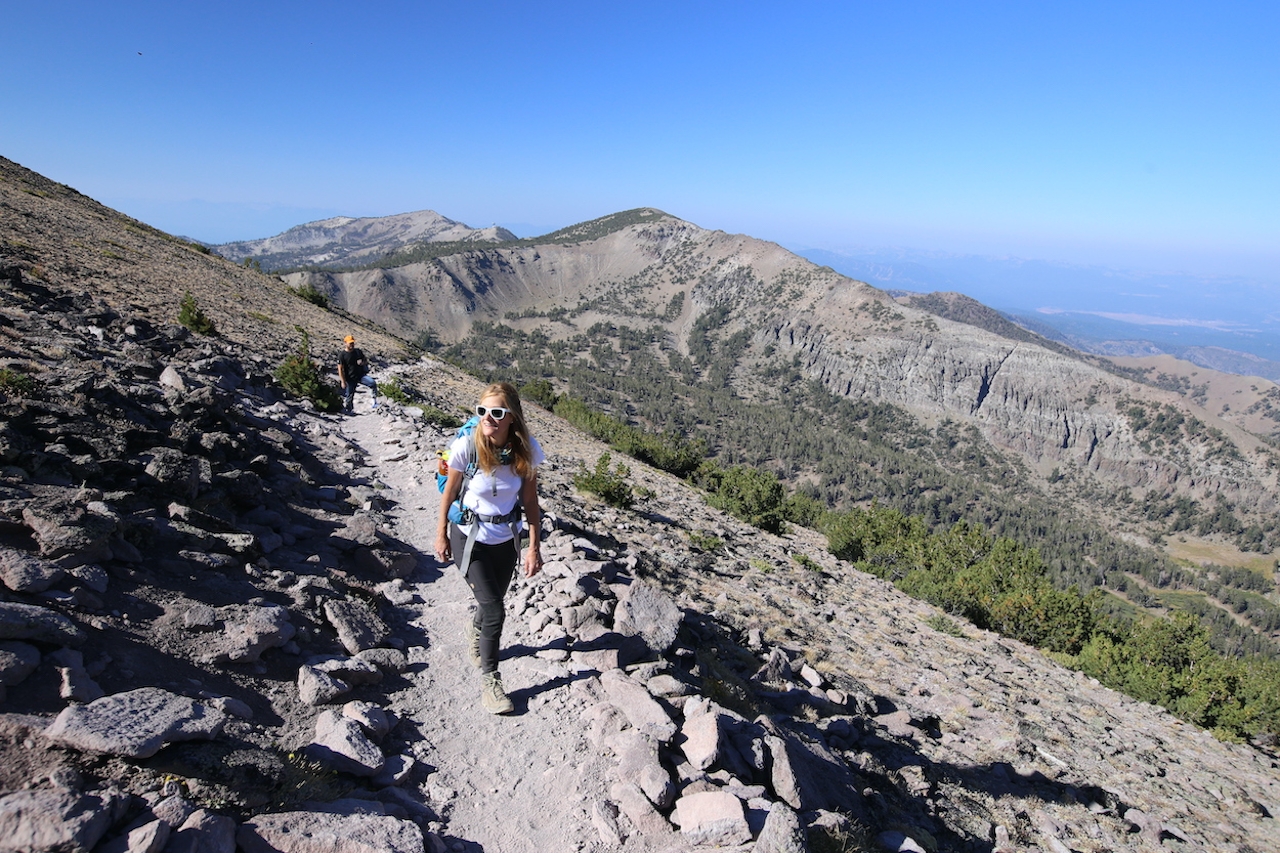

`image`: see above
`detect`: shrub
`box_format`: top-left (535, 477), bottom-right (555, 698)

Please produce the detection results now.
top-left (290, 282), bottom-right (329, 309)
top-left (925, 613), bottom-right (966, 637)
top-left (688, 531), bottom-right (723, 552)
top-left (178, 291), bottom-right (217, 335)
top-left (378, 376), bottom-right (412, 404)
top-left (520, 379), bottom-right (558, 409)
top-left (552, 396), bottom-right (705, 477)
top-left (414, 405), bottom-right (463, 430)
top-left (698, 462), bottom-right (787, 534)
top-left (573, 453), bottom-right (634, 508)
top-left (792, 553), bottom-right (821, 572)
top-left (0, 368), bottom-right (39, 399)
top-left (274, 328), bottom-right (342, 412)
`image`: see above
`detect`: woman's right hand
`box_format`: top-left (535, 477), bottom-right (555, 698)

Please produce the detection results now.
top-left (434, 530), bottom-right (451, 565)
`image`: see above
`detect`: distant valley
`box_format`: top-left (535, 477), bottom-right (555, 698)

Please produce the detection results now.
top-left (798, 246), bottom-right (1280, 381)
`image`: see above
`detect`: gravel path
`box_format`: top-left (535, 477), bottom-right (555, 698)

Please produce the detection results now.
top-left (334, 401), bottom-right (643, 853)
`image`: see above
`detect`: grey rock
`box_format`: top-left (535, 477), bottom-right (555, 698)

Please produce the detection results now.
top-left (591, 799), bottom-right (626, 846)
top-left (238, 810), bottom-right (425, 853)
top-left (610, 730), bottom-right (674, 809)
top-left (371, 754), bottom-right (415, 788)
top-left (0, 549), bottom-right (64, 593)
top-left (354, 547), bottom-right (416, 579)
top-left (96, 817), bottom-right (170, 853)
top-left (183, 604), bottom-right (218, 630)
top-left (149, 794), bottom-right (197, 830)
top-left (613, 580), bottom-right (681, 654)
top-left (0, 641), bottom-right (40, 688)
top-left (677, 704), bottom-right (721, 771)
top-left (330, 514), bottom-right (380, 549)
top-left (0, 596), bottom-right (85, 645)
top-left (166, 809), bottom-right (236, 853)
top-left (323, 599), bottom-right (390, 654)
top-left (22, 501), bottom-right (117, 568)
top-left (342, 699), bottom-right (390, 741)
top-left (647, 672), bottom-right (693, 698)
top-left (65, 562), bottom-right (108, 593)
top-left (203, 603), bottom-right (295, 663)
top-left (312, 654), bottom-right (383, 685)
top-left (49, 647), bottom-right (104, 702)
top-left (307, 709), bottom-right (386, 777)
top-left (0, 787), bottom-right (124, 853)
top-left (159, 364), bottom-right (186, 392)
top-left (298, 664), bottom-right (351, 706)
top-left (143, 448), bottom-right (206, 500)
top-left (599, 669), bottom-right (677, 743)
top-left (754, 804), bottom-right (809, 853)
top-left (762, 719), bottom-right (865, 816)
top-left (609, 780), bottom-right (670, 837)
top-left (44, 687), bottom-right (227, 758)
top-left (673, 790), bottom-right (751, 846)
top-left (353, 646), bottom-right (408, 674)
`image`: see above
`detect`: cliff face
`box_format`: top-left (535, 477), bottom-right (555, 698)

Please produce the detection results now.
top-left (285, 213), bottom-right (1280, 529)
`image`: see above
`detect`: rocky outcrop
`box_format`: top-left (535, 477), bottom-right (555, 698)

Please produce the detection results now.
top-left (763, 311), bottom-right (1277, 512)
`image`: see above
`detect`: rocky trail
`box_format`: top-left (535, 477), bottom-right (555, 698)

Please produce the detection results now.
top-left (329, 397), bottom-right (629, 853)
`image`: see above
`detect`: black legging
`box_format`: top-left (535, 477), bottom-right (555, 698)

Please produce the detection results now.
top-left (450, 524), bottom-right (517, 673)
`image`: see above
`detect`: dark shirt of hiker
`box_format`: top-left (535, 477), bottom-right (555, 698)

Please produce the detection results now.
top-left (338, 338), bottom-right (368, 384)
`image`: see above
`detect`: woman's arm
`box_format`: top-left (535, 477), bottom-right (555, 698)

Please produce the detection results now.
top-left (435, 468), bottom-right (464, 565)
top-left (520, 471), bottom-right (543, 577)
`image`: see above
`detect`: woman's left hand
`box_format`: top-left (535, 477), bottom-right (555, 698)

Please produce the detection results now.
top-left (523, 544), bottom-right (543, 577)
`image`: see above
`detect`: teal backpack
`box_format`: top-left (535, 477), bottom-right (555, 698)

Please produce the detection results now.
top-left (436, 415), bottom-right (480, 496)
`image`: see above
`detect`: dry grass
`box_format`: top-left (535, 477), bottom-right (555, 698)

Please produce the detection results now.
top-left (1165, 536), bottom-right (1278, 572)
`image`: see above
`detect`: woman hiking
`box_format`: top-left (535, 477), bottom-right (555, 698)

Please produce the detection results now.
top-left (434, 382), bottom-right (544, 714)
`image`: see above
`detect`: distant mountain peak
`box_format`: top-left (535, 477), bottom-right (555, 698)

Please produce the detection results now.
top-left (210, 209), bottom-right (517, 271)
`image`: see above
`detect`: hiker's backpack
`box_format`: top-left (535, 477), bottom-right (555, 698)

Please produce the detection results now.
top-left (436, 415), bottom-right (481, 495)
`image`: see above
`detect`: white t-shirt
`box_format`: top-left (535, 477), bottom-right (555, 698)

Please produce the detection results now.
top-left (449, 432), bottom-right (544, 544)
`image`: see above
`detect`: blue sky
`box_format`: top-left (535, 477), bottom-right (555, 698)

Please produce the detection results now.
top-left (3, 2), bottom-right (1277, 285)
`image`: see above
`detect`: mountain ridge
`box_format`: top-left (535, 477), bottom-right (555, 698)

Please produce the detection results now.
top-left (278, 211), bottom-right (1280, 559)
top-left (210, 209), bottom-right (517, 272)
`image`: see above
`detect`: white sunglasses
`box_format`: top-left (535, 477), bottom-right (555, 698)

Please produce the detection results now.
top-left (476, 405), bottom-right (509, 421)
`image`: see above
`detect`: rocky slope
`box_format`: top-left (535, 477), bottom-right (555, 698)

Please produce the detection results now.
top-left (282, 213), bottom-right (1280, 544)
top-left (211, 211), bottom-right (517, 272)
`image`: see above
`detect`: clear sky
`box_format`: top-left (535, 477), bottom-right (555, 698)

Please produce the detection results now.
top-left (3, 1), bottom-right (1277, 282)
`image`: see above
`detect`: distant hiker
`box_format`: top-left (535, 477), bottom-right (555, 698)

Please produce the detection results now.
top-left (434, 382), bottom-right (544, 714)
top-left (337, 334), bottom-right (378, 413)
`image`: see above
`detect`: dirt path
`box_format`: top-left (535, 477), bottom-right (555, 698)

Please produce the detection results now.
top-left (334, 402), bottom-right (637, 853)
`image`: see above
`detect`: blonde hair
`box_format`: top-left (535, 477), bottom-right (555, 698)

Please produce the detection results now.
top-left (476, 382), bottom-right (535, 480)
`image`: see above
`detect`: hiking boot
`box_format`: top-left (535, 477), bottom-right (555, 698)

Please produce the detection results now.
top-left (481, 671), bottom-right (514, 715)
top-left (465, 618), bottom-right (482, 669)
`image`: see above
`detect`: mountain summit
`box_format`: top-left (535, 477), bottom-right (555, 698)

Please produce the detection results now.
top-left (211, 210), bottom-right (517, 271)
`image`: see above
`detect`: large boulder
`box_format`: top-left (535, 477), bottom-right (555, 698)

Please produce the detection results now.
top-left (43, 687), bottom-right (227, 758)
